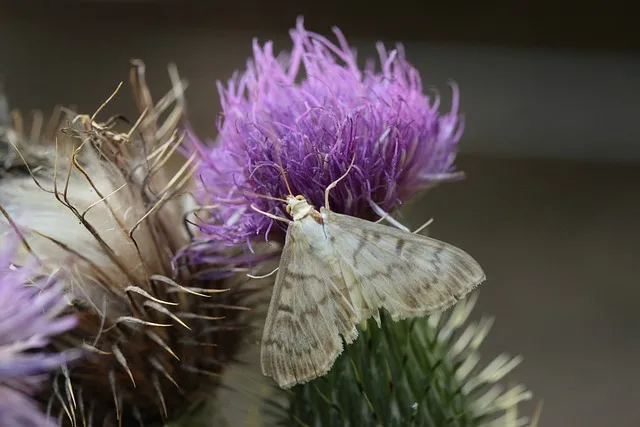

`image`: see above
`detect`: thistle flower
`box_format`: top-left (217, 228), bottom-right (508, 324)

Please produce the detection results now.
top-left (192, 17), bottom-right (464, 245)
top-left (0, 62), bottom-right (270, 427)
top-left (280, 294), bottom-right (536, 427)
top-left (188, 18), bottom-right (536, 427)
top-left (0, 244), bottom-right (77, 427)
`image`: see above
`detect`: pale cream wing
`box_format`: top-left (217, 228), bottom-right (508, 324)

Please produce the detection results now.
top-left (322, 209), bottom-right (485, 321)
top-left (260, 221), bottom-right (358, 389)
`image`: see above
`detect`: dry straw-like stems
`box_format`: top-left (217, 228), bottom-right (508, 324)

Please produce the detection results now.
top-left (0, 61), bottom-right (272, 427)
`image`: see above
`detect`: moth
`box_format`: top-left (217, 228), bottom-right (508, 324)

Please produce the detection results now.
top-left (252, 167), bottom-right (486, 389)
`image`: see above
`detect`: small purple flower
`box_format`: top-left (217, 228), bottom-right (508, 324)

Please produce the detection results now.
top-left (192, 17), bottom-right (464, 245)
top-left (0, 244), bottom-right (78, 427)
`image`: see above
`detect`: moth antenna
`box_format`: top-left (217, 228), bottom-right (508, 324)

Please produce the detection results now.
top-left (277, 163), bottom-right (294, 197)
top-left (250, 204), bottom-right (291, 224)
top-left (243, 191), bottom-right (287, 204)
top-left (325, 154), bottom-right (357, 210)
top-left (249, 162), bottom-right (294, 200)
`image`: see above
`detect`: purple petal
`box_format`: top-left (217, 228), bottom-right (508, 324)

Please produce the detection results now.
top-left (0, 243), bottom-right (79, 426)
top-left (189, 16), bottom-right (464, 248)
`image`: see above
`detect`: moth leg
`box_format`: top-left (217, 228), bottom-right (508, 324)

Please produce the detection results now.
top-left (324, 154), bottom-right (357, 210)
top-left (367, 199), bottom-right (410, 232)
top-left (370, 200), bottom-right (432, 235)
top-left (413, 218), bottom-right (434, 235)
top-left (247, 266), bottom-right (279, 279)
top-left (251, 204), bottom-right (291, 224)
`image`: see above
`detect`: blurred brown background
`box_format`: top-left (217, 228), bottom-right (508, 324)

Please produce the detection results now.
top-left (1, 1), bottom-right (639, 425)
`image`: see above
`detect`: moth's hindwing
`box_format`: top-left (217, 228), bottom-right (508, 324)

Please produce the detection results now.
top-left (322, 208), bottom-right (485, 321)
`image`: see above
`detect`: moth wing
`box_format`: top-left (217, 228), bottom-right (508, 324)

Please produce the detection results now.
top-left (260, 220), bottom-right (358, 389)
top-left (322, 209), bottom-right (485, 321)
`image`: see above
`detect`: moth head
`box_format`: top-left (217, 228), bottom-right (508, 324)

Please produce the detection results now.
top-left (285, 194), bottom-right (315, 220)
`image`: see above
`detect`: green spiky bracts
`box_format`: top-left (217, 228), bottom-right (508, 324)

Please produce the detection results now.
top-left (280, 295), bottom-right (536, 427)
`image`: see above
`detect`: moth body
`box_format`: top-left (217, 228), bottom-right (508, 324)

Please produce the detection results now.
top-left (285, 194), bottom-right (319, 222)
top-left (260, 193), bottom-right (486, 389)
top-left (285, 195), bottom-right (339, 267)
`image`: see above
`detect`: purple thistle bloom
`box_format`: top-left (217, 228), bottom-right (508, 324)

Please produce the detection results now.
top-left (192, 17), bottom-right (464, 245)
top-left (0, 244), bottom-right (78, 427)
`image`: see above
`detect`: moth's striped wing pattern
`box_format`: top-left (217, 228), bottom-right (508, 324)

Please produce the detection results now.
top-left (324, 209), bottom-right (485, 322)
top-left (260, 209), bottom-right (485, 388)
top-left (260, 221), bottom-right (359, 389)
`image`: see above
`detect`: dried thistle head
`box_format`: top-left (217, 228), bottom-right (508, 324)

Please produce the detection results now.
top-left (0, 61), bottom-right (270, 427)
